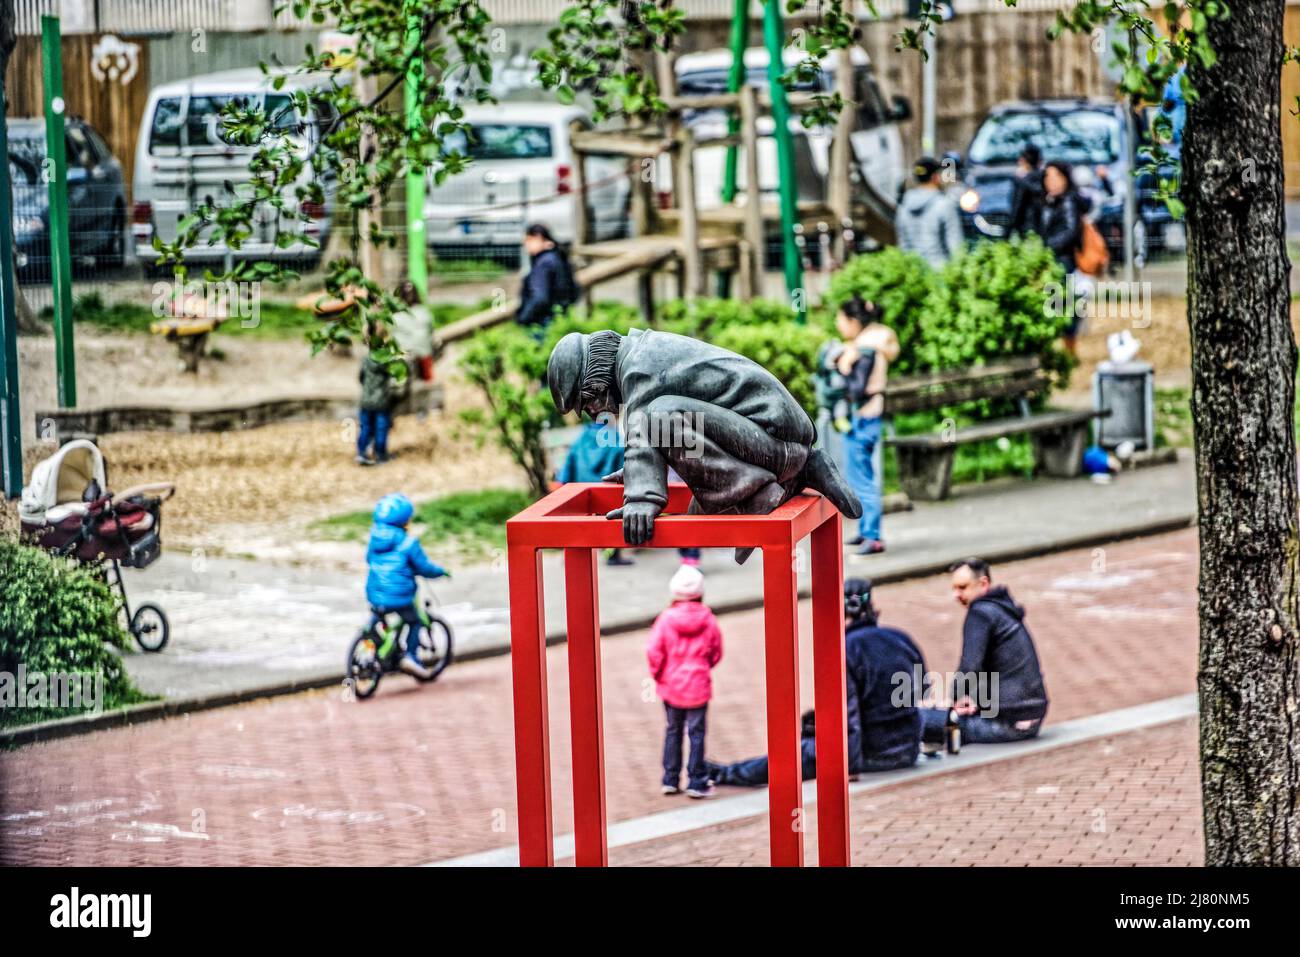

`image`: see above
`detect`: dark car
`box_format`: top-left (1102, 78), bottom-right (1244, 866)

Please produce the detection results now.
top-left (951, 99), bottom-right (1176, 266)
top-left (8, 116), bottom-right (128, 280)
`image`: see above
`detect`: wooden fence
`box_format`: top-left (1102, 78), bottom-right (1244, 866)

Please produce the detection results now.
top-left (5, 34), bottom-right (151, 202)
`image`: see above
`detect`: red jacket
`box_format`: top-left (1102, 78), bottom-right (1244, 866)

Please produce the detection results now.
top-left (647, 600), bottom-right (723, 709)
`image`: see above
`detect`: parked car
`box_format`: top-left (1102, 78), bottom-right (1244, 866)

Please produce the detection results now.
top-left (674, 45), bottom-right (911, 203)
top-left (952, 98), bottom-right (1178, 265)
top-left (8, 116), bottom-right (127, 279)
top-left (132, 68), bottom-right (336, 273)
top-left (423, 102), bottom-right (631, 263)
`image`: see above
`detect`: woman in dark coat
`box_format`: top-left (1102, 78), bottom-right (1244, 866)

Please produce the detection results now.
top-left (516, 223), bottom-right (579, 332)
top-left (1037, 161), bottom-right (1083, 274)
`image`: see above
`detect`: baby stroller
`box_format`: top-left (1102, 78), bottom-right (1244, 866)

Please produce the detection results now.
top-left (19, 439), bottom-right (175, 652)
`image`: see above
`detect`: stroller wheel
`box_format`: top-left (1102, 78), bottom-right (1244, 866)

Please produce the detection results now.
top-left (131, 603), bottom-right (170, 652)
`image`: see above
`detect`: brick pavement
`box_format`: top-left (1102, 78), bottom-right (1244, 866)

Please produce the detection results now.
top-left (0, 528), bottom-right (1199, 866)
top-left (608, 717), bottom-right (1202, 866)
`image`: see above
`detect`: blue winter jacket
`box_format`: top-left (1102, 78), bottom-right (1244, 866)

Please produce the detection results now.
top-left (365, 523), bottom-right (447, 608)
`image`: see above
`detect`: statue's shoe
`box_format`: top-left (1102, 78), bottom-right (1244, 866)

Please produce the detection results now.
top-left (801, 448), bottom-right (864, 519)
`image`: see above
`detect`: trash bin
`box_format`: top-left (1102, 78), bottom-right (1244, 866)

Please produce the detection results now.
top-left (1092, 360), bottom-right (1155, 451)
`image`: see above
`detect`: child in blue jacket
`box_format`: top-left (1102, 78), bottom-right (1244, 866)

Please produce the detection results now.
top-left (366, 493), bottom-right (449, 678)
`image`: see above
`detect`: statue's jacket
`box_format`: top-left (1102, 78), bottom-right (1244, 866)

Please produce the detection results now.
top-left (614, 328), bottom-right (815, 509)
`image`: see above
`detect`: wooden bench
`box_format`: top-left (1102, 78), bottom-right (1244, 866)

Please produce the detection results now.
top-left (883, 357), bottom-right (1106, 501)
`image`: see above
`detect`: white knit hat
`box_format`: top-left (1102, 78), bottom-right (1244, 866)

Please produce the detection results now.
top-left (669, 564), bottom-right (705, 601)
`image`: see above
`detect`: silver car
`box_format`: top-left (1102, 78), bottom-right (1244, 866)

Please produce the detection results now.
top-left (131, 68), bottom-right (335, 272)
top-left (423, 102), bottom-right (631, 261)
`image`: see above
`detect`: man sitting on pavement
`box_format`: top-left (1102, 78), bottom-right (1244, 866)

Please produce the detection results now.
top-left (923, 558), bottom-right (1049, 746)
top-left (707, 578), bottom-right (924, 787)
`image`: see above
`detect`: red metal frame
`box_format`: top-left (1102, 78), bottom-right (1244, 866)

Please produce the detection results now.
top-left (507, 482), bottom-right (849, 867)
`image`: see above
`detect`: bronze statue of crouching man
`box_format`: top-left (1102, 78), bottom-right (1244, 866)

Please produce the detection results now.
top-left (547, 328), bottom-right (863, 563)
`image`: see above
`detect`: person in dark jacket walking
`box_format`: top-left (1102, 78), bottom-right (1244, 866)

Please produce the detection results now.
top-left (706, 578), bottom-right (924, 787)
top-left (516, 223), bottom-right (579, 332)
top-left (1008, 143), bottom-right (1045, 237)
top-left (922, 557), bottom-right (1049, 745)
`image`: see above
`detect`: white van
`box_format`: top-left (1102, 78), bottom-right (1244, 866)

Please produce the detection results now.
top-left (422, 102), bottom-right (631, 258)
top-left (132, 68), bottom-right (336, 271)
top-left (674, 46), bottom-right (911, 202)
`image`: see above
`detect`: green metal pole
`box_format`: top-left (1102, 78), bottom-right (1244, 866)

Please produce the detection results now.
top-left (721, 0), bottom-right (749, 204)
top-left (41, 15), bottom-right (76, 407)
top-left (762, 0), bottom-right (804, 318)
top-left (404, 7), bottom-right (428, 300)
top-left (0, 78), bottom-right (22, 498)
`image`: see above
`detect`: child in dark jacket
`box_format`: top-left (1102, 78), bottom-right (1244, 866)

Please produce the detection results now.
top-left (366, 493), bottom-right (449, 679)
top-left (647, 565), bottom-right (723, 798)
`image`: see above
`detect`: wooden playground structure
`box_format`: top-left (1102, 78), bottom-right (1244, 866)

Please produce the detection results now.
top-left (436, 5), bottom-right (897, 348)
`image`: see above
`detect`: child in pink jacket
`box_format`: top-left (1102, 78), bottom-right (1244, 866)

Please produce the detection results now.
top-left (648, 565), bottom-right (723, 798)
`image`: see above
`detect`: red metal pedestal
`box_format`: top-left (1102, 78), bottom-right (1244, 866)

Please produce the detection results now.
top-left (506, 482), bottom-right (849, 867)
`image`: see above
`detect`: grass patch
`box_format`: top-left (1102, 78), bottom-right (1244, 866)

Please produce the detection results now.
top-left (312, 488), bottom-right (534, 559)
top-left (429, 258), bottom-right (508, 283)
top-left (1154, 386), bottom-right (1193, 448)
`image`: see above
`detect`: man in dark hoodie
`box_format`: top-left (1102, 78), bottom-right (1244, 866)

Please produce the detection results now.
top-left (923, 557), bottom-right (1049, 745)
top-left (706, 578), bottom-right (924, 787)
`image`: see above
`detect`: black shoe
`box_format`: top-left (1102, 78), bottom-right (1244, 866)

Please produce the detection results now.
top-left (606, 550), bottom-right (634, 567)
top-left (845, 534), bottom-right (864, 547)
top-left (854, 540), bottom-right (886, 556)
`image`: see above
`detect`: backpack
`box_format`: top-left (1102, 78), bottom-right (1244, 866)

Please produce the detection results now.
top-left (1075, 218), bottom-right (1110, 277)
top-left (552, 253), bottom-right (581, 309)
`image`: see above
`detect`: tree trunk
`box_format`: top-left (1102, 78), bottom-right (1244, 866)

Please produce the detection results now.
top-left (1185, 0), bottom-right (1300, 864)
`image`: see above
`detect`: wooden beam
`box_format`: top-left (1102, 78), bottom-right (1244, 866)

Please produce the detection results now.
top-left (827, 48), bottom-right (855, 263)
top-left (569, 119), bottom-right (591, 248)
top-left (569, 130), bottom-right (674, 158)
top-left (675, 131), bottom-right (704, 298)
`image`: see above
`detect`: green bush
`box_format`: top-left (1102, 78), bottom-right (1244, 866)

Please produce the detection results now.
top-left (709, 320), bottom-right (825, 418)
top-left (0, 542), bottom-right (148, 728)
top-left (918, 235), bottom-right (1074, 384)
top-left (823, 247), bottom-right (935, 374)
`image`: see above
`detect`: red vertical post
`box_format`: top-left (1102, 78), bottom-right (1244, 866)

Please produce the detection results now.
top-left (811, 512), bottom-right (850, 866)
top-left (762, 542), bottom-right (804, 866)
top-left (508, 543), bottom-right (553, 866)
top-left (564, 547), bottom-right (608, 866)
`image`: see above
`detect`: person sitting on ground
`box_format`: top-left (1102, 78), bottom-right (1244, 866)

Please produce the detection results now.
top-left (922, 558), bottom-right (1049, 746)
top-left (557, 418), bottom-right (632, 566)
top-left (895, 156), bottom-right (965, 269)
top-left (707, 577), bottom-right (925, 788)
top-left (365, 493), bottom-right (451, 680)
top-left (650, 565), bottom-right (724, 799)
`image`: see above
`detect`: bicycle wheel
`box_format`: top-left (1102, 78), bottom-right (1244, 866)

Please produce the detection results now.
top-left (346, 631), bottom-right (383, 699)
top-left (131, 603), bottom-right (170, 652)
top-left (415, 614), bottom-right (454, 681)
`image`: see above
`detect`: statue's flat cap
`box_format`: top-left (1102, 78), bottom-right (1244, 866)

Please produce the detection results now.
top-left (548, 331), bottom-right (586, 413)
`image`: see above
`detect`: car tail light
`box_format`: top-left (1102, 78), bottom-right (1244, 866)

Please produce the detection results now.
top-left (301, 200), bottom-right (326, 220)
top-left (132, 200), bottom-right (152, 224)
top-left (556, 164), bottom-right (572, 195)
